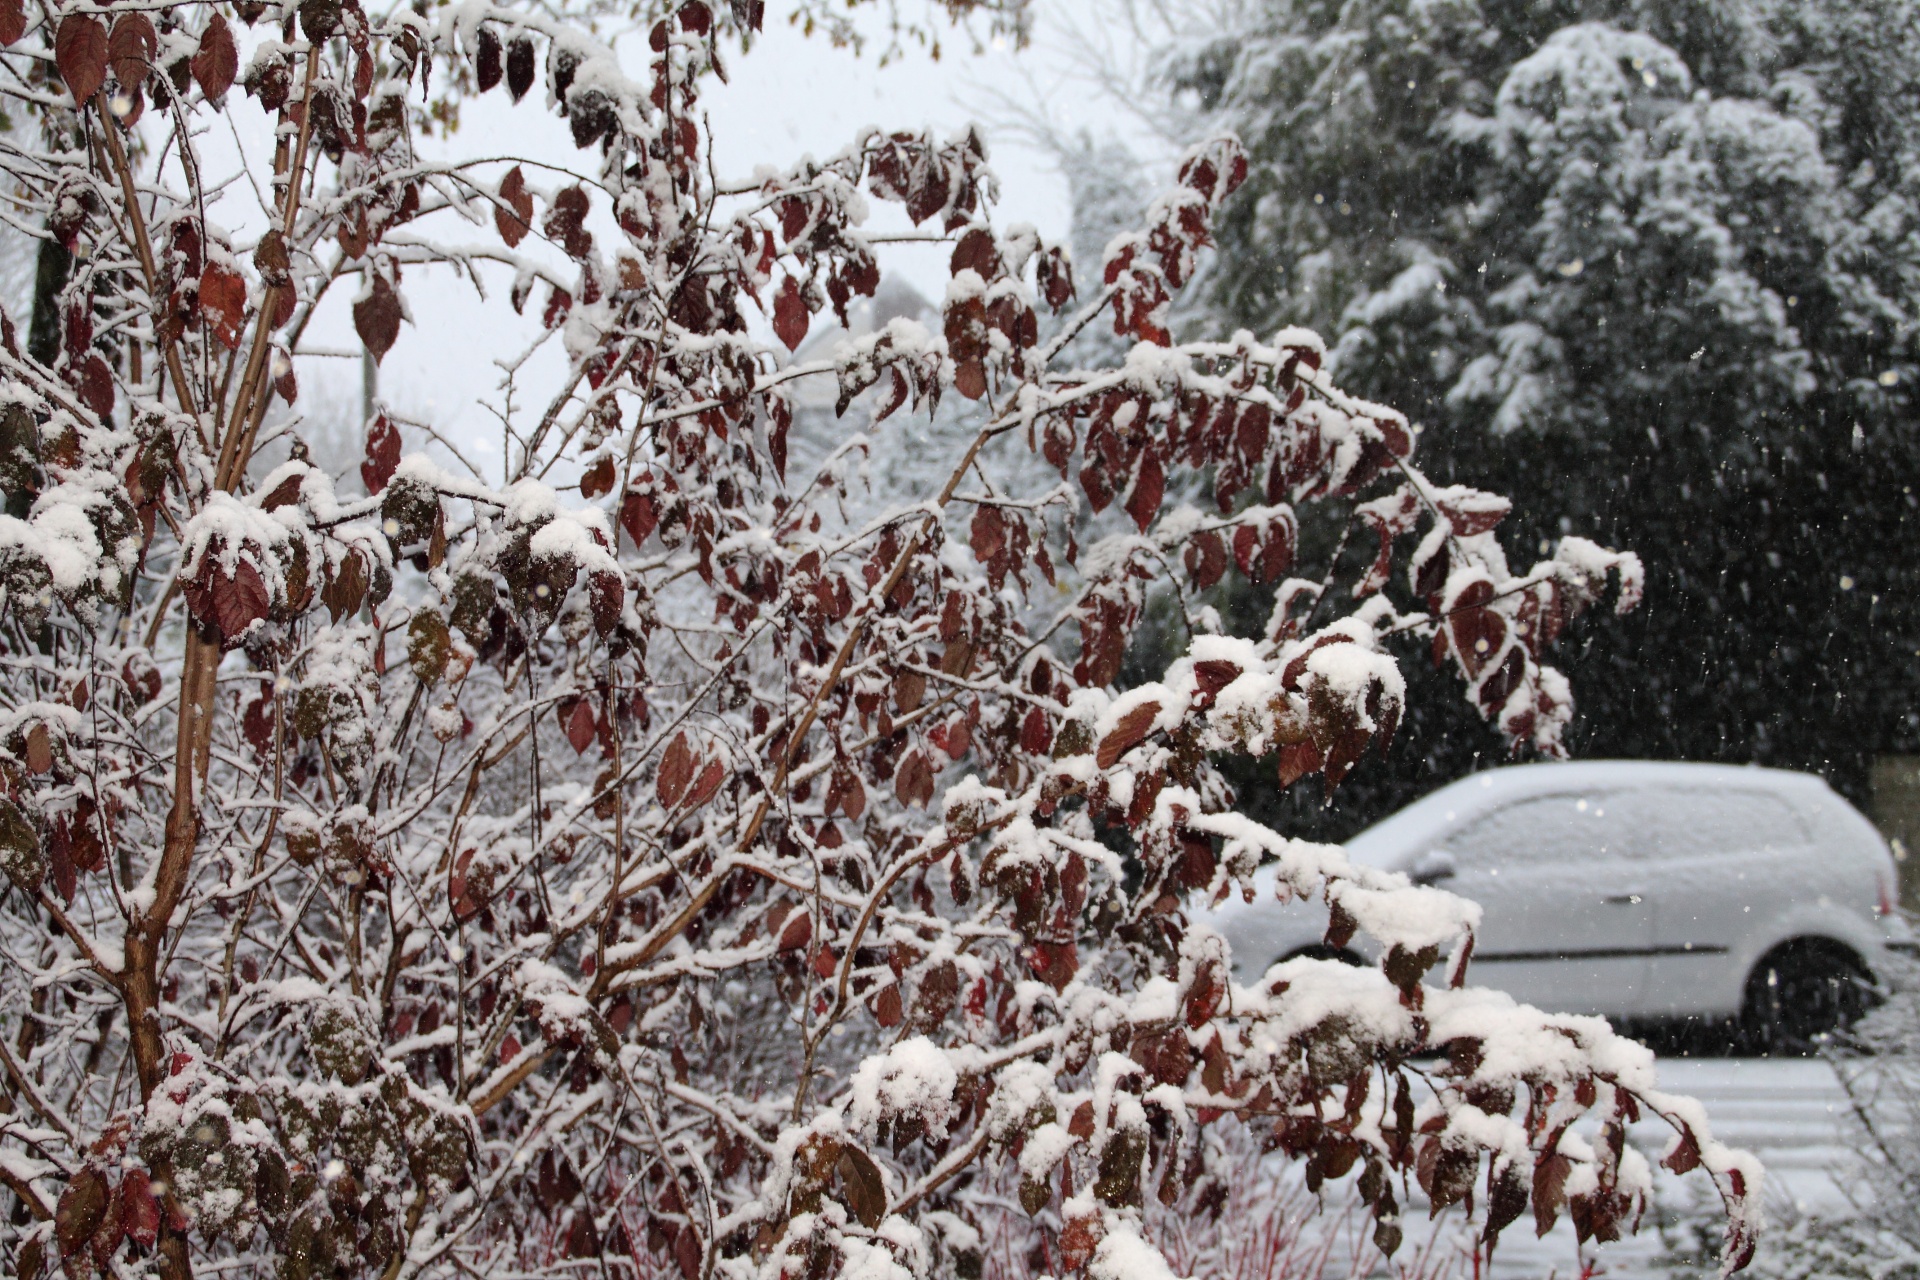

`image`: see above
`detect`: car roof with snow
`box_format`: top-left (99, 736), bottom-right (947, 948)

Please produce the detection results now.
top-left (1343, 760), bottom-right (1835, 866)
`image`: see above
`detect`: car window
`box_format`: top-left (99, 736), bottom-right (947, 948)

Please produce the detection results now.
top-left (1445, 793), bottom-right (1630, 868)
top-left (1627, 788), bottom-right (1811, 857)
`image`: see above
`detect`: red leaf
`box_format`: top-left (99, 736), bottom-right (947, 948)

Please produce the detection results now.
top-left (185, 551), bottom-right (270, 648)
top-left (1060, 1214), bottom-right (1102, 1272)
top-left (871, 984), bottom-right (902, 1027)
top-left (361, 412), bottom-right (400, 494)
top-left (1183, 529), bottom-right (1227, 590)
top-left (242, 689), bottom-right (275, 754)
top-left (1029, 941), bottom-right (1077, 992)
top-left (1448, 581), bottom-right (1507, 678)
top-left (353, 273), bottom-right (403, 364)
top-left (620, 487), bottom-right (659, 545)
top-left (673, 1226), bottom-right (700, 1280)
top-left (1019, 706), bottom-right (1052, 755)
top-left (678, 1), bottom-right (713, 34)
top-left (1232, 523), bottom-right (1259, 577)
top-left (494, 164), bottom-right (533, 248)
top-left (109, 13), bottom-right (156, 90)
top-left (1095, 700), bottom-right (1160, 769)
top-left (56, 14), bottom-right (107, 104)
top-left (565, 699), bottom-right (597, 755)
top-left (687, 758), bottom-right (725, 808)
top-left (776, 905), bottom-right (812, 951)
top-left (657, 732), bottom-right (694, 807)
top-left (71, 355), bottom-right (113, 420)
top-left (1277, 740), bottom-right (1320, 787)
top-left (1434, 488), bottom-right (1511, 537)
top-left (774, 275), bottom-right (809, 351)
top-left (0, 0), bottom-right (25, 48)
top-left (1125, 448), bottom-right (1165, 531)
top-left (199, 264), bottom-right (248, 350)
top-left (188, 16), bottom-right (235, 101)
top-left (579, 456), bottom-right (615, 499)
top-left (117, 1168), bottom-right (160, 1249)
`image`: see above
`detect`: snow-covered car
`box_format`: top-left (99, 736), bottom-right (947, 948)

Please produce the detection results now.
top-left (1205, 761), bottom-right (1912, 1050)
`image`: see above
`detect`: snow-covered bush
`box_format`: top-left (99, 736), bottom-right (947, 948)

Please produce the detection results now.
top-left (0, 4), bottom-right (1757, 1280)
top-left (1655, 962), bottom-right (1920, 1280)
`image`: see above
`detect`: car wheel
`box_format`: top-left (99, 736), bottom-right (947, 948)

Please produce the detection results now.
top-left (1740, 942), bottom-right (1875, 1055)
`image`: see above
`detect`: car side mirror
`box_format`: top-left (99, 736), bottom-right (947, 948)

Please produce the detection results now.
top-left (1410, 849), bottom-right (1458, 886)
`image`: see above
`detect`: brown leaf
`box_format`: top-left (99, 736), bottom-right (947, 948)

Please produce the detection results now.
top-left (544, 185), bottom-right (592, 259)
top-left (506, 34), bottom-right (535, 101)
top-left (0, 0), bottom-right (25, 48)
top-left (969, 504), bottom-right (1005, 566)
top-left (323, 551), bottom-right (369, 624)
top-left (109, 13), bottom-right (156, 89)
top-left (657, 732), bottom-right (694, 808)
top-left (56, 14), bottom-right (107, 104)
top-left (494, 165), bottom-right (533, 248)
top-left (579, 455), bottom-right (615, 499)
top-left (199, 263), bottom-right (248, 350)
top-left (894, 748), bottom-right (935, 808)
top-left (826, 768), bottom-right (866, 820)
top-left (871, 984), bottom-right (902, 1027)
top-left (836, 1147), bottom-right (887, 1229)
top-left (474, 24), bottom-right (502, 91)
top-left (24, 723), bottom-right (51, 775)
top-left (55, 1169), bottom-right (109, 1258)
top-left (361, 412), bottom-right (401, 494)
top-left (1532, 1152), bottom-right (1571, 1237)
top-left (1095, 700), bottom-right (1160, 769)
top-left (191, 14), bottom-right (237, 99)
top-left (774, 275), bottom-right (809, 351)
top-left (354, 273), bottom-right (403, 364)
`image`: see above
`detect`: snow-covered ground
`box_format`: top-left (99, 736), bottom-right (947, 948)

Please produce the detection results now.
top-left (1418, 1057), bottom-right (1852, 1279)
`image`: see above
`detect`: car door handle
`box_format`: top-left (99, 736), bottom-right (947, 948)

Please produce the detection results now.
top-left (1603, 893), bottom-right (1645, 905)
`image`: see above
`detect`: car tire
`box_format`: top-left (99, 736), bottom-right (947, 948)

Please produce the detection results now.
top-left (1740, 941), bottom-right (1875, 1055)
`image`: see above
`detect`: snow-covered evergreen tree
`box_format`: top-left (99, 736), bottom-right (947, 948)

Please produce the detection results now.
top-left (1154, 0), bottom-right (1920, 830)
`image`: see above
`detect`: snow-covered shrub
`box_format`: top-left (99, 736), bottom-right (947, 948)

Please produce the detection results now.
top-left (1656, 960), bottom-right (1920, 1280)
top-left (0, 5), bottom-right (1755, 1280)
